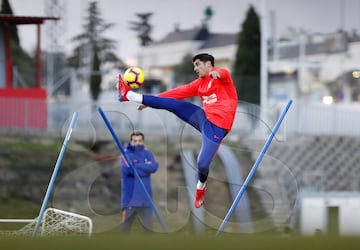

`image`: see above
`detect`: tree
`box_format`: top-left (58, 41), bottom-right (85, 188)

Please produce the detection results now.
top-left (173, 54), bottom-right (196, 85)
top-left (233, 5), bottom-right (261, 105)
top-left (1, 0), bottom-right (19, 44)
top-left (67, 1), bottom-right (124, 101)
top-left (1, 0), bottom-right (36, 87)
top-left (90, 47), bottom-right (101, 101)
top-left (129, 13), bottom-right (153, 46)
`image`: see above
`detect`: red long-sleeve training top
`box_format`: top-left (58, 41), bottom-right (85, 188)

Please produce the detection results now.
top-left (158, 67), bottom-right (238, 131)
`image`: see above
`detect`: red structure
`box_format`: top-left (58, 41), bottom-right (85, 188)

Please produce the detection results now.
top-left (0, 14), bottom-right (58, 129)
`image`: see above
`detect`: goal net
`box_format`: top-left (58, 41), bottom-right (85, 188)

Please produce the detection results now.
top-left (0, 208), bottom-right (92, 237)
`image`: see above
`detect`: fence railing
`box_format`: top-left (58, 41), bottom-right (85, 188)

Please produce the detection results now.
top-left (2, 94), bottom-right (360, 138)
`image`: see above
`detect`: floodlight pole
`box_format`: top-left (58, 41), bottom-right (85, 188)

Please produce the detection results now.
top-left (260, 0), bottom-right (268, 108)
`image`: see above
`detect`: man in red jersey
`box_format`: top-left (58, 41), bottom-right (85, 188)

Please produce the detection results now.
top-left (117, 53), bottom-right (238, 208)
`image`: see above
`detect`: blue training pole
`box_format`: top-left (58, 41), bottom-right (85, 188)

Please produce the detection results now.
top-left (33, 112), bottom-right (78, 237)
top-left (216, 100), bottom-right (293, 236)
top-left (98, 107), bottom-right (167, 233)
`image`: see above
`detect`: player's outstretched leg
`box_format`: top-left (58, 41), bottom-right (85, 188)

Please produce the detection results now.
top-left (117, 73), bottom-right (131, 102)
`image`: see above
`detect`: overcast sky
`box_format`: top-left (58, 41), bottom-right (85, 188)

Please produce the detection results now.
top-left (8, 0), bottom-right (360, 64)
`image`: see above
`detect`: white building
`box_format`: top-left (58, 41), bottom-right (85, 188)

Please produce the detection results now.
top-left (268, 31), bottom-right (360, 104)
top-left (300, 191), bottom-right (360, 236)
top-left (139, 24), bottom-right (360, 104)
top-left (139, 24), bottom-right (237, 86)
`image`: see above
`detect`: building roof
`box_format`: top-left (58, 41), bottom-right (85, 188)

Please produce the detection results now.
top-left (140, 24), bottom-right (238, 68)
top-left (275, 33), bottom-right (348, 59)
top-left (0, 14), bottom-right (59, 24)
top-left (155, 24), bottom-right (237, 50)
top-left (276, 42), bottom-right (346, 59)
top-left (200, 33), bottom-right (238, 49)
top-left (156, 25), bottom-right (210, 44)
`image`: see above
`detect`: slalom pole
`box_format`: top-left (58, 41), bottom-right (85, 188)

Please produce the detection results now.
top-left (216, 99), bottom-right (293, 236)
top-left (98, 107), bottom-right (167, 233)
top-left (33, 112), bottom-right (78, 237)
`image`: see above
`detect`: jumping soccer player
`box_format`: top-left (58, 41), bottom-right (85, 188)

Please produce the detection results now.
top-left (117, 53), bottom-right (238, 208)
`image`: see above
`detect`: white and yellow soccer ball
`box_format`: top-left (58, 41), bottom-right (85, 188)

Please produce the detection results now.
top-left (123, 67), bottom-right (145, 89)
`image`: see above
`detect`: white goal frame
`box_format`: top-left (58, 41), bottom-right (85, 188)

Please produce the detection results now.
top-left (0, 208), bottom-right (93, 237)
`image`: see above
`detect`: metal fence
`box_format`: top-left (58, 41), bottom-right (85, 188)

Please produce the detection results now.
top-left (2, 93), bottom-right (360, 138)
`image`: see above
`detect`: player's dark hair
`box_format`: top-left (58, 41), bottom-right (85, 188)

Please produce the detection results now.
top-left (129, 131), bottom-right (144, 141)
top-left (192, 53), bottom-right (215, 66)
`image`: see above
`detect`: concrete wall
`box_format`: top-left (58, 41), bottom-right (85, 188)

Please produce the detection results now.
top-left (300, 191), bottom-right (360, 236)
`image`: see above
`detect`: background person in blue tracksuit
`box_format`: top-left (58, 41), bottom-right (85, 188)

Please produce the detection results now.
top-left (120, 131), bottom-right (159, 233)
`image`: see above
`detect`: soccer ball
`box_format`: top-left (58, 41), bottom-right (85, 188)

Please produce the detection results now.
top-left (123, 67), bottom-right (145, 89)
